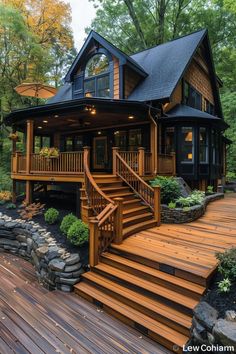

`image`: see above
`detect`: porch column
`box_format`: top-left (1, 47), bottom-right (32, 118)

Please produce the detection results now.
top-left (138, 147), bottom-right (145, 176)
top-left (112, 147), bottom-right (120, 175)
top-left (26, 120), bottom-right (34, 174)
top-left (150, 121), bottom-right (158, 175)
top-left (25, 180), bottom-right (33, 205)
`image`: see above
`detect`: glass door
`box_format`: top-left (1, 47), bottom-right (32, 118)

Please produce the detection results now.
top-left (93, 136), bottom-right (108, 170)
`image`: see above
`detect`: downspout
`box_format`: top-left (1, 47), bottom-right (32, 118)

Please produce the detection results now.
top-left (147, 104), bottom-right (160, 175)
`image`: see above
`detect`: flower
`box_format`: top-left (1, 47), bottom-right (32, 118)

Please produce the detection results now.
top-left (39, 147), bottom-right (59, 158)
top-left (8, 133), bottom-right (20, 141)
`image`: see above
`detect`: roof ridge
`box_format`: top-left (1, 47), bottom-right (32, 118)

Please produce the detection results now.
top-left (130, 28), bottom-right (207, 57)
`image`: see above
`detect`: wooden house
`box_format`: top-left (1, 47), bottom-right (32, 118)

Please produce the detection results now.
top-left (5, 29), bottom-right (229, 351)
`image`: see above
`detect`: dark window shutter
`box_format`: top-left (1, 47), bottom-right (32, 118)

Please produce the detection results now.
top-left (72, 72), bottom-right (84, 98)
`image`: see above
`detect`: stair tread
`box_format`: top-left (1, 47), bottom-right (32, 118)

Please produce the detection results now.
top-left (74, 281), bottom-right (189, 347)
top-left (123, 212), bottom-right (153, 224)
top-left (123, 205), bottom-right (150, 215)
top-left (123, 199), bottom-right (142, 204)
top-left (93, 263), bottom-right (198, 310)
top-left (101, 253), bottom-right (205, 296)
top-left (123, 219), bottom-right (157, 236)
top-left (101, 186), bottom-right (128, 192)
top-left (109, 192), bottom-right (134, 198)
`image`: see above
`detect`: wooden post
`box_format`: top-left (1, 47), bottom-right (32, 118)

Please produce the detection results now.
top-left (83, 146), bottom-right (90, 168)
top-left (138, 147), bottom-right (145, 176)
top-left (153, 186), bottom-right (161, 226)
top-left (53, 132), bottom-right (60, 149)
top-left (113, 197), bottom-right (124, 244)
top-left (26, 120), bottom-right (34, 174)
top-left (25, 180), bottom-right (33, 205)
top-left (12, 180), bottom-right (16, 204)
top-left (112, 147), bottom-right (119, 175)
top-left (150, 121), bottom-right (158, 175)
top-left (89, 218), bottom-right (99, 267)
top-left (171, 152), bottom-right (176, 176)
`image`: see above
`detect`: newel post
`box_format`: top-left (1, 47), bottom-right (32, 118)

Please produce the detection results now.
top-left (138, 147), bottom-right (145, 176)
top-left (153, 186), bottom-right (161, 226)
top-left (89, 218), bottom-right (99, 267)
top-left (171, 152), bottom-right (176, 176)
top-left (83, 146), bottom-right (91, 168)
top-left (113, 197), bottom-right (124, 244)
top-left (112, 147), bottom-right (119, 175)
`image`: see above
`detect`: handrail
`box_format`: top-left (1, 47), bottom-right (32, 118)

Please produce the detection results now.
top-left (115, 151), bottom-right (155, 211)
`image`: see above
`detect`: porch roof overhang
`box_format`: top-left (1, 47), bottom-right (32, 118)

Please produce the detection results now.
top-left (5, 98), bottom-right (154, 134)
top-left (160, 104), bottom-right (229, 130)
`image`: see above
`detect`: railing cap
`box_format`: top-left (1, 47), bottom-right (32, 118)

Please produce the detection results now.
top-left (83, 146), bottom-right (91, 150)
top-left (138, 147), bottom-right (145, 151)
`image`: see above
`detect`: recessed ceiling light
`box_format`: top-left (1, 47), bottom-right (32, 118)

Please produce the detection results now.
top-left (38, 126), bottom-right (42, 129)
top-left (128, 115), bottom-right (134, 119)
top-left (90, 109), bottom-right (96, 115)
top-left (114, 131), bottom-right (119, 135)
top-left (54, 114), bottom-right (59, 118)
top-left (98, 131), bottom-right (102, 135)
top-left (43, 120), bottom-right (48, 123)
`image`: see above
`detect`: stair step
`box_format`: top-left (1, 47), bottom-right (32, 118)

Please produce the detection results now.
top-left (123, 212), bottom-right (153, 227)
top-left (101, 253), bottom-right (205, 300)
top-left (93, 263), bottom-right (197, 313)
top-left (111, 243), bottom-right (207, 286)
top-left (122, 205), bottom-right (151, 218)
top-left (74, 282), bottom-right (188, 352)
top-left (101, 186), bottom-right (128, 192)
top-left (122, 219), bottom-right (157, 238)
top-left (108, 192), bottom-right (135, 199)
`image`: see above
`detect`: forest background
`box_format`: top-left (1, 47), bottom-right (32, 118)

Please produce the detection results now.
top-left (0, 0), bottom-right (235, 191)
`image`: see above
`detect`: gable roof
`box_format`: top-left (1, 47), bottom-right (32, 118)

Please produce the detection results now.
top-left (64, 30), bottom-right (147, 82)
top-left (128, 29), bottom-right (207, 102)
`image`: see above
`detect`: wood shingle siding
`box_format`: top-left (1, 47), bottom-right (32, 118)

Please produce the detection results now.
top-left (113, 56), bottom-right (119, 99)
top-left (124, 66), bottom-right (141, 98)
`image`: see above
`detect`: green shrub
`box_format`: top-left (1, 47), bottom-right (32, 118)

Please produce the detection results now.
top-left (218, 278), bottom-right (231, 293)
top-left (176, 190), bottom-right (205, 208)
top-left (60, 213), bottom-right (78, 235)
top-left (150, 176), bottom-right (181, 204)
top-left (44, 208), bottom-right (59, 224)
top-left (216, 248), bottom-right (236, 280)
top-left (0, 200), bottom-right (6, 205)
top-left (207, 185), bottom-right (214, 194)
top-left (6, 203), bottom-right (16, 209)
top-left (67, 219), bottom-right (89, 246)
top-left (168, 201), bottom-right (176, 209)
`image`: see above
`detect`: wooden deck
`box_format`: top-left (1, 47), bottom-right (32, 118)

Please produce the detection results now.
top-left (0, 253), bottom-right (170, 354)
top-left (112, 193), bottom-right (236, 285)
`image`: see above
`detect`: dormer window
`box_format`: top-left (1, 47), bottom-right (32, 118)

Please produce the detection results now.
top-left (84, 54), bottom-right (111, 98)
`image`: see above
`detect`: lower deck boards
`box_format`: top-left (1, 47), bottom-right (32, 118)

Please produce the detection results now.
top-left (0, 253), bottom-right (170, 354)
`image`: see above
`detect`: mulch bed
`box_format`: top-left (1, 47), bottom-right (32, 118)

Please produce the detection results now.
top-left (204, 272), bottom-right (236, 318)
top-left (0, 191), bottom-right (89, 265)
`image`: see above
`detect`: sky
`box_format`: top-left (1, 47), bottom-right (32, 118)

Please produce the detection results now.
top-left (66, 0), bottom-right (97, 49)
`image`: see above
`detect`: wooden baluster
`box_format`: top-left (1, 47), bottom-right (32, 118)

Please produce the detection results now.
top-left (113, 198), bottom-right (124, 244)
top-left (138, 147), bottom-right (145, 176)
top-left (112, 147), bottom-right (119, 175)
top-left (89, 218), bottom-right (99, 267)
top-left (153, 186), bottom-right (161, 225)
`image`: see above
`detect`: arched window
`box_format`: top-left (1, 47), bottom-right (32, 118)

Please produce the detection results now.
top-left (84, 54), bottom-right (111, 98)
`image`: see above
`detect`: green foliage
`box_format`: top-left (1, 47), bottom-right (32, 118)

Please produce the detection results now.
top-left (6, 203), bottom-right (16, 209)
top-left (150, 176), bottom-right (181, 204)
top-left (218, 278), bottom-right (231, 293)
top-left (60, 213), bottom-right (78, 235)
top-left (67, 220), bottom-right (89, 246)
top-left (44, 208), bottom-right (59, 224)
top-left (226, 172), bottom-right (236, 182)
top-left (183, 206), bottom-right (190, 212)
top-left (176, 190), bottom-right (205, 208)
top-left (206, 185), bottom-right (214, 194)
top-left (0, 200), bottom-right (6, 205)
top-left (168, 201), bottom-right (176, 209)
top-left (216, 248), bottom-right (236, 281)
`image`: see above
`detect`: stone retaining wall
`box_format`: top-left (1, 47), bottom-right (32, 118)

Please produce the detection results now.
top-left (161, 193), bottom-right (224, 224)
top-left (0, 213), bottom-right (83, 292)
top-left (190, 302), bottom-right (236, 352)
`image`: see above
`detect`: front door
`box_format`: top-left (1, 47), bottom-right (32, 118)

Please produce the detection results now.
top-left (93, 136), bottom-right (108, 170)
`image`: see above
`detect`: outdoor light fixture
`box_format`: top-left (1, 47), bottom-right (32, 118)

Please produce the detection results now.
top-left (54, 114), bottom-right (59, 118)
top-left (98, 131), bottom-right (102, 135)
top-left (38, 126), bottom-right (42, 129)
top-left (128, 115), bottom-right (134, 119)
top-left (43, 120), bottom-right (48, 123)
top-left (114, 131), bottom-right (119, 135)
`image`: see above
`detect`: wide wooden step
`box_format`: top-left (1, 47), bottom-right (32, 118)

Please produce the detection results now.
top-left (101, 186), bottom-right (128, 192)
top-left (108, 192), bottom-right (135, 199)
top-left (123, 212), bottom-right (153, 227)
top-left (93, 263), bottom-right (197, 313)
top-left (122, 205), bottom-right (151, 218)
top-left (122, 219), bottom-right (157, 238)
top-left (74, 282), bottom-right (188, 353)
top-left (110, 243), bottom-right (208, 286)
top-left (122, 199), bottom-right (144, 209)
top-left (101, 253), bottom-right (205, 300)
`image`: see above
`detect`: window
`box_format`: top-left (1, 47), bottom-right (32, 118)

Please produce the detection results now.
top-left (181, 127), bottom-right (194, 162)
top-left (211, 129), bottom-right (219, 164)
top-left (204, 99), bottom-right (214, 115)
top-left (34, 136), bottom-right (50, 153)
top-left (65, 137), bottom-right (73, 152)
top-left (184, 81), bottom-right (202, 110)
top-left (64, 135), bottom-right (83, 152)
top-left (128, 129), bottom-right (142, 151)
top-left (84, 54), bottom-right (110, 98)
top-left (164, 127), bottom-right (175, 154)
top-left (114, 131), bottom-right (127, 149)
top-left (199, 127), bottom-right (208, 163)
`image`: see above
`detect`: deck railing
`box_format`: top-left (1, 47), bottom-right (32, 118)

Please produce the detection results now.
top-left (157, 153), bottom-right (176, 175)
top-left (114, 147), bottom-right (152, 176)
top-left (83, 147), bottom-right (123, 267)
top-left (114, 150), bottom-right (160, 222)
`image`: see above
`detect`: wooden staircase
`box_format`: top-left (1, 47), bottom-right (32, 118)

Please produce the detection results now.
top-left (75, 246), bottom-right (206, 353)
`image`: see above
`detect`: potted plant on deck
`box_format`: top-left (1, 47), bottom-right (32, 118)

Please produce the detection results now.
top-left (39, 147), bottom-right (59, 161)
top-left (8, 133), bottom-right (20, 142)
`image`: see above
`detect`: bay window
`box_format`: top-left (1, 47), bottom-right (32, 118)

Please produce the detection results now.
top-left (181, 127), bottom-right (194, 162)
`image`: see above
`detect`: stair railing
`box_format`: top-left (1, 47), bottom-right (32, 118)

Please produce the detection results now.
top-left (114, 149), bottom-right (161, 224)
top-left (83, 147), bottom-right (123, 267)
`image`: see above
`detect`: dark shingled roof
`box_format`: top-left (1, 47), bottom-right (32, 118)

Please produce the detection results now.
top-left (129, 29), bottom-right (206, 102)
top-left (48, 83), bottom-right (72, 104)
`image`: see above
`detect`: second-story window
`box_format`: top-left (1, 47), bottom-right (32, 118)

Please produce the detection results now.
top-left (184, 81), bottom-right (202, 110)
top-left (84, 54), bottom-right (110, 98)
